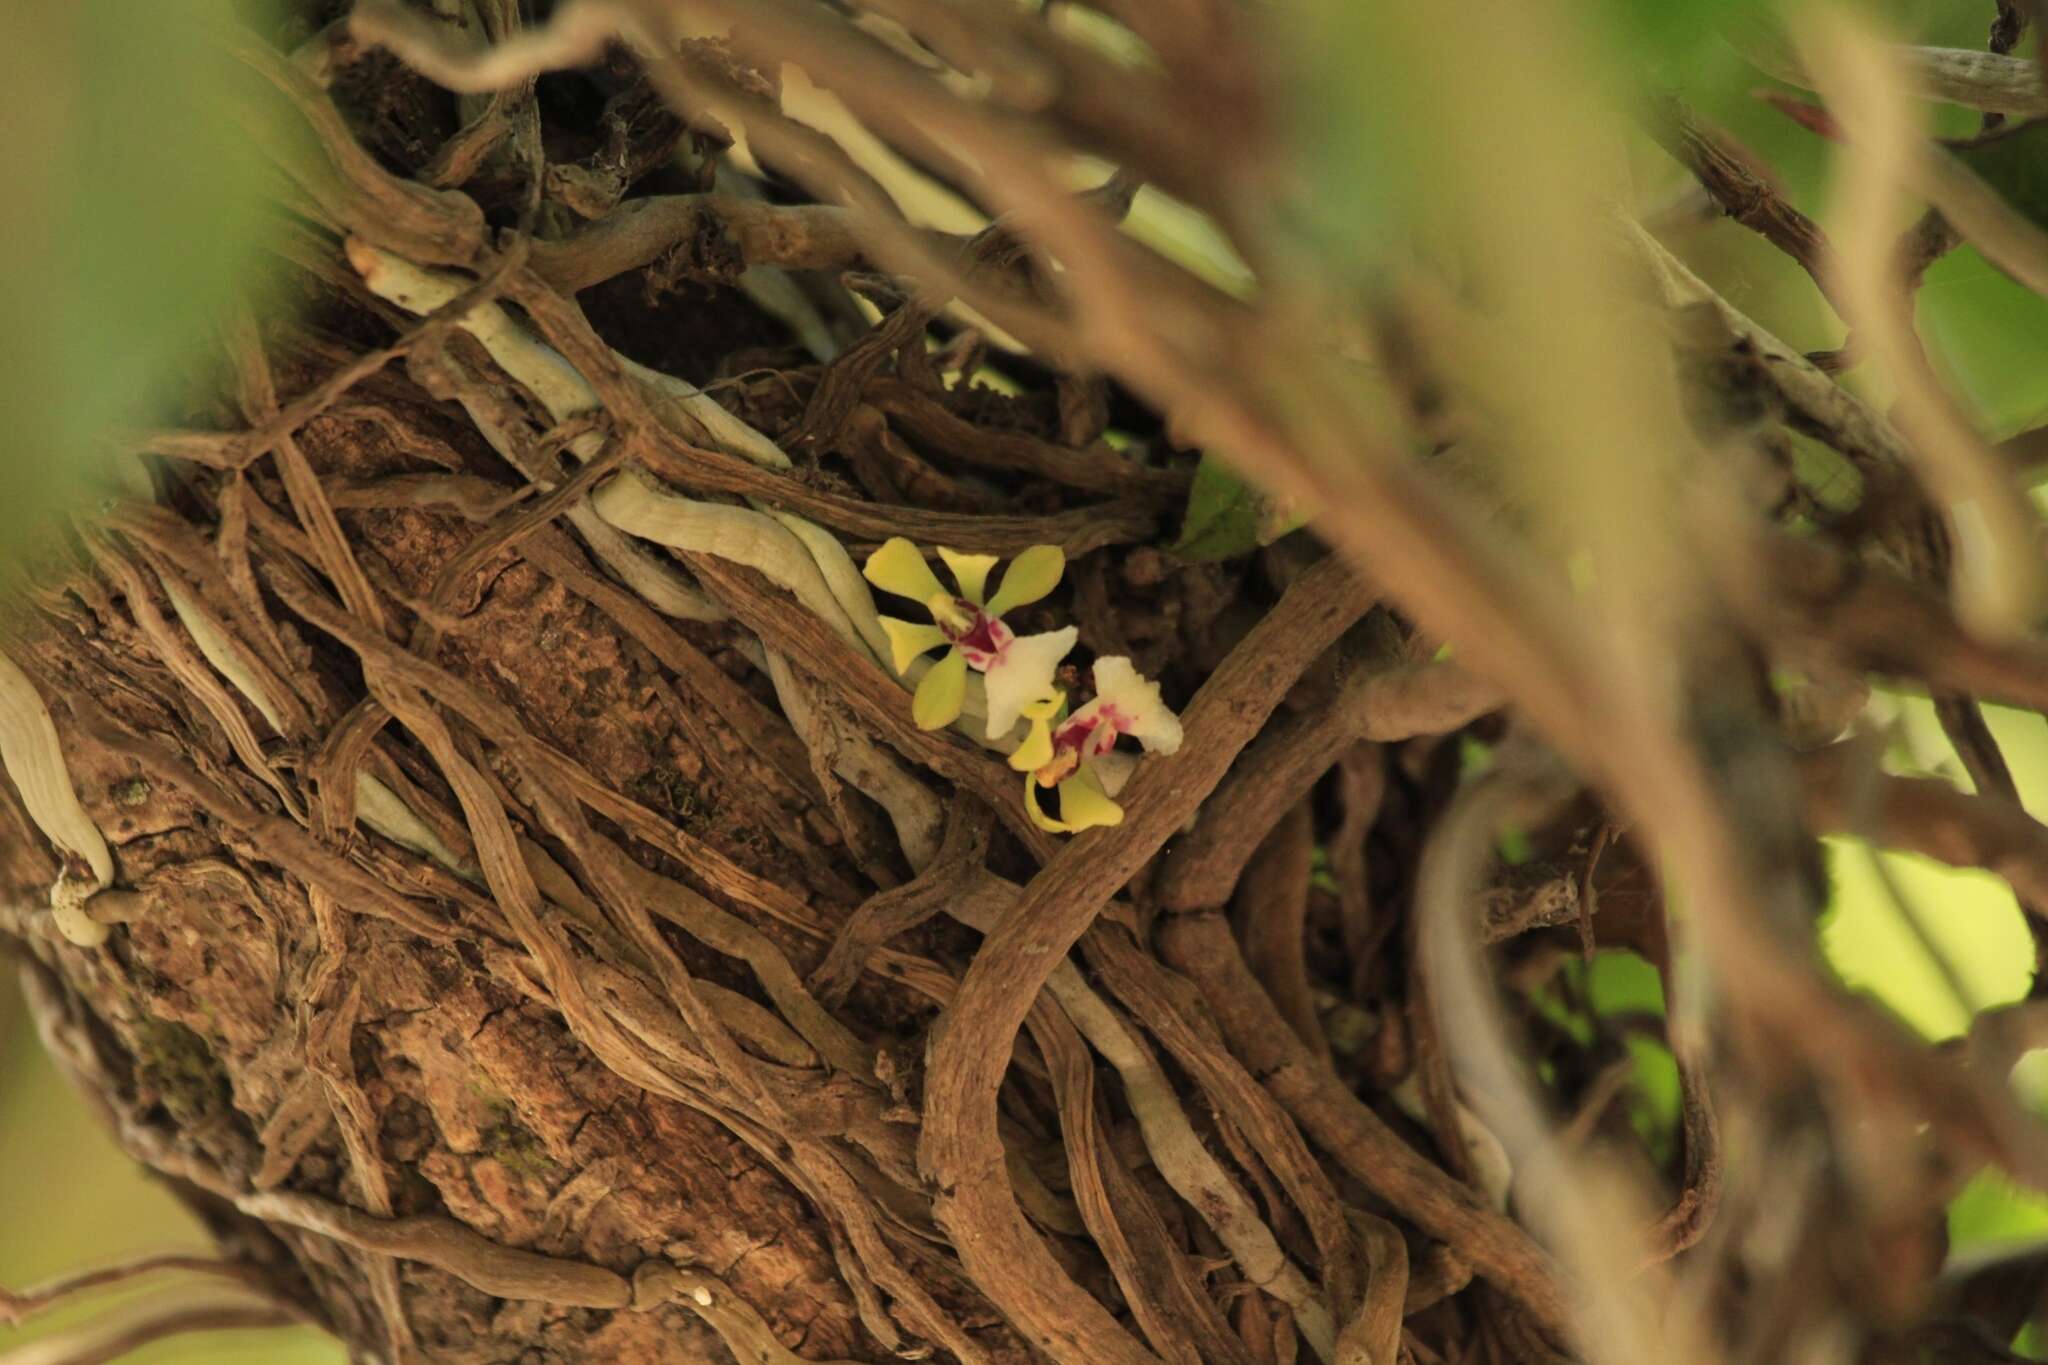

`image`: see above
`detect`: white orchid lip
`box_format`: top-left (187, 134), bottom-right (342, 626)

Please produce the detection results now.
top-left (981, 625), bottom-right (1077, 740)
top-left (1033, 657), bottom-right (1182, 783)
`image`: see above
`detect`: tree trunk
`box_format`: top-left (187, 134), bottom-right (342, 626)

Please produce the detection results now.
top-left (3, 10), bottom-right (1379, 1362)
top-left (2, 311), bottom-right (1056, 1362)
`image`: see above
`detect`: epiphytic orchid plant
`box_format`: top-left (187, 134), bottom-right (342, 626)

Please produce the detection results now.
top-left (1009, 657), bottom-right (1184, 833)
top-left (862, 538), bottom-right (1078, 740)
top-left (864, 539), bottom-right (1182, 833)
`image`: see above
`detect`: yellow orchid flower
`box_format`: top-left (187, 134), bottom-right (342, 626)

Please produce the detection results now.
top-left (862, 538), bottom-right (1074, 736)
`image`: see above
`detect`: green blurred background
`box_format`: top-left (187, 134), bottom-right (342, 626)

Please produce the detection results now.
top-left (0, 979), bottom-right (340, 1361)
top-left (6, 0), bottom-right (2048, 1360)
top-left (0, 1), bottom-right (341, 1358)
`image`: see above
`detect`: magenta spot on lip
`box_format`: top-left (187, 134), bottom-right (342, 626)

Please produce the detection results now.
top-left (943, 601), bottom-right (1013, 671)
top-left (1052, 704), bottom-right (1129, 761)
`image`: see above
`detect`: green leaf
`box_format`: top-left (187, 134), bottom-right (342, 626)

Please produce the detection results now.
top-left (1948, 118), bottom-right (2048, 235)
top-left (1168, 454), bottom-right (1309, 562)
top-left (1922, 246), bottom-right (2048, 435)
top-left (1169, 454), bottom-right (1265, 562)
top-left (1585, 951), bottom-right (1679, 1159)
top-left (1, 1), bottom-right (278, 565)
top-left (1949, 1168), bottom-right (2048, 1259)
top-left (1587, 949), bottom-right (1667, 1017)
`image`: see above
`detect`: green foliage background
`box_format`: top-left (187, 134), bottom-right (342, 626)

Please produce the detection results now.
top-left (5, 2), bottom-right (2048, 1360)
top-left (0, 2), bottom-right (332, 1358)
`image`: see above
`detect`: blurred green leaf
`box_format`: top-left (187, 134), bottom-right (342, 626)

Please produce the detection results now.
top-left (1, 1), bottom-right (276, 559)
top-left (1587, 948), bottom-right (1667, 1016)
top-left (1949, 1168), bottom-right (2048, 1257)
top-left (1620, 1034), bottom-right (1683, 1159)
top-left (1948, 119), bottom-right (2048, 232)
top-left (1596, 0), bottom-right (1764, 77)
top-left (1170, 454), bottom-right (1265, 561)
top-left (1585, 951), bottom-right (1680, 1156)
top-left (1922, 246), bottom-right (2048, 435)
top-left (1263, 2), bottom-right (1403, 285)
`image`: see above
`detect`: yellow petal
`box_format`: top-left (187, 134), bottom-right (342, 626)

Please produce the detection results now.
top-left (863, 537), bottom-right (947, 604)
top-left (1009, 709), bottom-right (1057, 772)
top-left (986, 544), bottom-right (1065, 617)
top-left (879, 617), bottom-right (948, 675)
top-left (1056, 764), bottom-right (1125, 832)
top-left (1024, 772), bottom-right (1076, 833)
top-left (936, 547), bottom-right (1000, 606)
top-left (911, 649), bottom-right (968, 730)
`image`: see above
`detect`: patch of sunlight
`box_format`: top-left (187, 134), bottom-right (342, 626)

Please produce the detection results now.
top-left (1862, 688), bottom-right (2048, 823)
top-left (1818, 838), bottom-right (2034, 1042)
top-left (1949, 1168), bottom-right (2048, 1265)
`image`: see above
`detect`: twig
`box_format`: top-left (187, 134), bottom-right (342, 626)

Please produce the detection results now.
top-left (347, 0), bottom-right (622, 93)
top-left (66, 693), bottom-right (456, 942)
top-left (1738, 30), bottom-right (2048, 117)
top-left (1797, 14), bottom-right (2046, 636)
top-left (1934, 693), bottom-right (2025, 805)
top-left (528, 194), bottom-right (902, 292)
top-left (1030, 996), bottom-right (1258, 1364)
top-left (1414, 747), bottom-right (1684, 1354)
top-left (1624, 219), bottom-right (1913, 479)
top-left (1155, 911), bottom-right (1575, 1344)
top-left (0, 1254), bottom-right (278, 1329)
top-left (1236, 801), bottom-right (1327, 1063)
top-left (1647, 93), bottom-right (1840, 311)
top-left (0, 1297), bottom-right (299, 1365)
top-left (1767, 531), bottom-right (2048, 712)
top-left (1156, 654), bottom-right (1497, 912)
top-left (224, 26), bottom-right (484, 265)
top-left (1799, 740), bottom-right (2048, 912)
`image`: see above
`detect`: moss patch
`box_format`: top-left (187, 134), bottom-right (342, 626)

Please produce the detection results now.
top-left (128, 1015), bottom-right (232, 1128)
top-left (479, 1101), bottom-right (558, 1181)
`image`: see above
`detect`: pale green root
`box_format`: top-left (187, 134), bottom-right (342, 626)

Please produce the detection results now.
top-left (590, 468), bottom-right (877, 666)
top-left (616, 352), bottom-right (791, 471)
top-left (0, 648), bottom-right (114, 946)
top-left (563, 503), bottom-right (726, 623)
top-left (162, 576), bottom-right (290, 734)
top-left (737, 266), bottom-right (842, 363)
top-left (768, 511), bottom-right (893, 662)
top-left (355, 774), bottom-right (470, 876)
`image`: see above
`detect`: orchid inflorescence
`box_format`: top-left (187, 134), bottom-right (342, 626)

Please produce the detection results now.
top-left (862, 537), bottom-right (1183, 833)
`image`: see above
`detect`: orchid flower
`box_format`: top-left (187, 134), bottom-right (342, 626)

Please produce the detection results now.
top-left (862, 538), bottom-right (1076, 738)
top-left (1009, 657), bottom-right (1183, 833)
